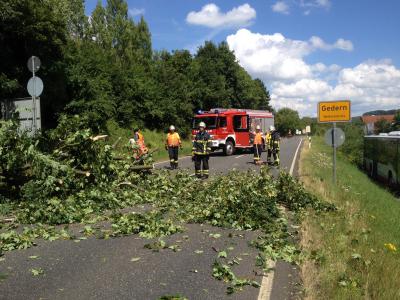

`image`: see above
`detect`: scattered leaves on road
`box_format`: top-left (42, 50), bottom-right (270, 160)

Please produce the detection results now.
top-left (30, 268), bottom-right (44, 276)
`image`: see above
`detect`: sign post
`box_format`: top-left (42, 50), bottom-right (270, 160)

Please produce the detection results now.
top-left (27, 56), bottom-right (43, 133)
top-left (333, 122), bottom-right (337, 184)
top-left (318, 100), bottom-right (351, 184)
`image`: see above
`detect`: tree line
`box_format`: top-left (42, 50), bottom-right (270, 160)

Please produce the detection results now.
top-left (1, 0), bottom-right (271, 134)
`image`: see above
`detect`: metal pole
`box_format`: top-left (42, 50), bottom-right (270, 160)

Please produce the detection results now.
top-left (32, 58), bottom-right (37, 133)
top-left (332, 122), bottom-right (337, 184)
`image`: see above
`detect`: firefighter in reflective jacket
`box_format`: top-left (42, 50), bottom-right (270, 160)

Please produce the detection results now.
top-left (133, 128), bottom-right (148, 157)
top-left (192, 122), bottom-right (212, 178)
top-left (253, 125), bottom-right (263, 164)
top-left (266, 129), bottom-right (272, 164)
top-left (268, 125), bottom-right (280, 166)
top-left (165, 125), bottom-right (182, 169)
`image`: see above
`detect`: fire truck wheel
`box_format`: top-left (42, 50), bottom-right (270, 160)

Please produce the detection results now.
top-left (224, 141), bottom-right (235, 156)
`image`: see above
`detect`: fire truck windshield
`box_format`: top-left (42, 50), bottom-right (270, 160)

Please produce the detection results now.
top-left (192, 116), bottom-right (217, 129)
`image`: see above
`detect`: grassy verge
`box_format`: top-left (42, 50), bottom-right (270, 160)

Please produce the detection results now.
top-left (299, 137), bottom-right (400, 299)
top-left (106, 120), bottom-right (192, 162)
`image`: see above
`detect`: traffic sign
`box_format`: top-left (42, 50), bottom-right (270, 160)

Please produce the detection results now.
top-left (324, 127), bottom-right (345, 148)
top-left (305, 125), bottom-right (311, 133)
top-left (318, 100), bottom-right (351, 123)
top-left (27, 56), bottom-right (41, 73)
top-left (27, 76), bottom-right (43, 97)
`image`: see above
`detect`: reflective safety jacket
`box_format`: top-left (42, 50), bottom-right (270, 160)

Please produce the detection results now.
top-left (269, 131), bottom-right (280, 150)
top-left (134, 132), bottom-right (144, 143)
top-left (166, 132), bottom-right (181, 147)
top-left (253, 132), bottom-right (263, 145)
top-left (265, 132), bottom-right (272, 148)
top-left (133, 132), bottom-right (148, 156)
top-left (192, 131), bottom-right (212, 155)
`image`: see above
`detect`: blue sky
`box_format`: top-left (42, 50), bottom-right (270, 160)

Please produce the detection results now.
top-left (85, 0), bottom-right (400, 116)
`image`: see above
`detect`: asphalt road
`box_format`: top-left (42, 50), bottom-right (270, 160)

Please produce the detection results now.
top-left (0, 136), bottom-right (303, 300)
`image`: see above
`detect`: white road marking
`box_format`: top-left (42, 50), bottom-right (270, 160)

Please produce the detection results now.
top-left (289, 138), bottom-right (303, 176)
top-left (257, 138), bottom-right (303, 300)
top-left (153, 156), bottom-right (191, 166)
top-left (235, 154), bottom-right (246, 159)
top-left (257, 261), bottom-right (276, 300)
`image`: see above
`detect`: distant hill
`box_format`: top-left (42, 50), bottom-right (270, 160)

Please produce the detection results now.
top-left (363, 109), bottom-right (399, 116)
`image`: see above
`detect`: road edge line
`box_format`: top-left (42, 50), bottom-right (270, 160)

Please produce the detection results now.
top-left (257, 138), bottom-right (303, 300)
top-left (289, 138), bottom-right (303, 176)
top-left (153, 155), bottom-right (191, 166)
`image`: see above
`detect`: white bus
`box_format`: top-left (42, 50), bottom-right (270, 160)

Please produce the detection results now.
top-left (364, 132), bottom-right (400, 188)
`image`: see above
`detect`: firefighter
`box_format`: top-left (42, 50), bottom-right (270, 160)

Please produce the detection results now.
top-left (253, 125), bottom-right (263, 164)
top-left (265, 128), bottom-right (272, 164)
top-left (192, 121), bottom-right (212, 179)
top-left (165, 125), bottom-right (182, 169)
top-left (133, 128), bottom-right (144, 143)
top-left (133, 128), bottom-right (148, 157)
top-left (269, 126), bottom-right (280, 166)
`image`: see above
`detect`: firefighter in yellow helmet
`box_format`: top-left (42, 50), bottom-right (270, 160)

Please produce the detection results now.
top-left (165, 125), bottom-right (182, 169)
top-left (269, 125), bottom-right (280, 166)
top-left (192, 121), bottom-right (212, 178)
top-left (253, 125), bottom-right (263, 164)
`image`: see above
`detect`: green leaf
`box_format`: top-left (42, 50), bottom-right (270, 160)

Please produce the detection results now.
top-left (209, 233), bottom-right (221, 239)
top-left (30, 268), bottom-right (44, 276)
top-left (218, 251), bottom-right (227, 258)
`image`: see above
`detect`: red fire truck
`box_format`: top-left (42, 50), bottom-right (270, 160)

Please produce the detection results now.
top-left (192, 108), bottom-right (274, 156)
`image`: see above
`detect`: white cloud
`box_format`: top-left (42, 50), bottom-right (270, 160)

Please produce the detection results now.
top-left (226, 29), bottom-right (400, 116)
top-left (129, 8), bottom-right (145, 17)
top-left (316, 0), bottom-right (331, 8)
top-left (310, 36), bottom-right (353, 51)
top-left (338, 60), bottom-right (400, 88)
top-left (186, 3), bottom-right (256, 28)
top-left (273, 79), bottom-right (332, 99)
top-left (300, 0), bottom-right (331, 9)
top-left (300, 0), bottom-right (331, 15)
top-left (272, 1), bottom-right (290, 15)
top-left (334, 38), bottom-right (354, 51)
top-left (226, 29), bottom-right (352, 82)
top-left (275, 62), bottom-right (400, 115)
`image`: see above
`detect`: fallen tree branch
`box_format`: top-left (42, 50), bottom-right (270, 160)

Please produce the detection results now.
top-left (112, 137), bottom-right (122, 148)
top-left (130, 165), bottom-right (153, 171)
top-left (117, 181), bottom-right (135, 187)
top-left (91, 135), bottom-right (108, 142)
top-left (0, 217), bottom-right (15, 223)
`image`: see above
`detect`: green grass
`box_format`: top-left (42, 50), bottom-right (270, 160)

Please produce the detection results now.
top-left (106, 120), bottom-right (192, 162)
top-left (300, 137), bottom-right (400, 300)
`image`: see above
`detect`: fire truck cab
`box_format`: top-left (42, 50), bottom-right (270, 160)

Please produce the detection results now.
top-left (192, 108), bottom-right (274, 156)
